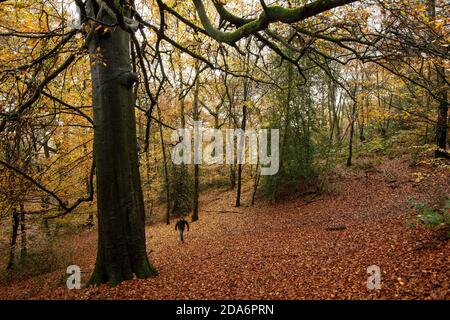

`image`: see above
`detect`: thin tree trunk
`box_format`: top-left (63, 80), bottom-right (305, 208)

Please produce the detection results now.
top-left (328, 75), bottom-right (338, 142)
top-left (224, 75), bottom-right (236, 190)
top-left (273, 59), bottom-right (294, 202)
top-left (157, 106), bottom-right (171, 225)
top-left (174, 66), bottom-right (189, 215)
top-left (145, 147), bottom-right (153, 216)
top-left (347, 64), bottom-right (360, 167)
top-left (359, 84), bottom-right (368, 142)
top-left (235, 105), bottom-right (247, 207)
top-left (82, 142), bottom-right (94, 228)
top-left (236, 59), bottom-right (250, 207)
top-left (347, 101), bottom-right (357, 167)
top-left (230, 163), bottom-right (236, 190)
top-left (251, 163), bottom-right (261, 205)
top-left (7, 209), bottom-right (19, 270)
top-left (424, 64), bottom-right (432, 144)
top-left (192, 65), bottom-right (200, 222)
top-left (20, 207), bottom-right (27, 261)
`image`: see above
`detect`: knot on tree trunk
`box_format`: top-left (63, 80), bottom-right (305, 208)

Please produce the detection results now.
top-left (120, 72), bottom-right (138, 89)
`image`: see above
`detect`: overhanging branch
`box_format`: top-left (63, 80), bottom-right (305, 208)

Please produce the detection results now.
top-left (193, 0), bottom-right (358, 44)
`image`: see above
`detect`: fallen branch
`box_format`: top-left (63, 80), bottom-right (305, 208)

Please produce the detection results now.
top-left (325, 225), bottom-right (347, 231)
top-left (203, 210), bottom-right (242, 214)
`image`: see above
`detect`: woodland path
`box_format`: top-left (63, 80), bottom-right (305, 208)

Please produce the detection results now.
top-left (0, 155), bottom-right (448, 300)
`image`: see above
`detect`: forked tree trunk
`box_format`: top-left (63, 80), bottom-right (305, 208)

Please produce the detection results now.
top-left (87, 17), bottom-right (156, 287)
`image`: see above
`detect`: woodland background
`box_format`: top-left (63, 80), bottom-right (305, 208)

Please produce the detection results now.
top-left (0, 0), bottom-right (448, 299)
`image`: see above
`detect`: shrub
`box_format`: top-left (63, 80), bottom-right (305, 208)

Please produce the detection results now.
top-left (408, 198), bottom-right (450, 237)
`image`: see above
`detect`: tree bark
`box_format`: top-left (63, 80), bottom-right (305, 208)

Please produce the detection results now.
top-left (428, 0), bottom-right (449, 158)
top-left (347, 101), bottom-right (357, 167)
top-left (251, 163), bottom-right (260, 205)
top-left (157, 106), bottom-right (171, 225)
top-left (87, 15), bottom-right (156, 287)
top-left (20, 208), bottom-right (27, 261)
top-left (235, 53), bottom-right (251, 207)
top-left (235, 103), bottom-right (247, 207)
top-left (6, 209), bottom-right (19, 270)
top-left (435, 78), bottom-right (449, 158)
top-left (273, 59), bottom-right (294, 202)
top-left (192, 67), bottom-right (200, 222)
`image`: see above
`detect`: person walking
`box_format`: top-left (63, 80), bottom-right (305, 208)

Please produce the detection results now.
top-left (175, 217), bottom-right (190, 242)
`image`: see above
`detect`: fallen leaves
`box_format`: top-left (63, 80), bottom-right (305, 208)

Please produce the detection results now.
top-left (0, 155), bottom-right (448, 300)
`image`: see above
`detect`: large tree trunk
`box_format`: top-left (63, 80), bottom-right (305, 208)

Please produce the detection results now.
top-left (87, 16), bottom-right (156, 287)
top-left (428, 0), bottom-right (449, 158)
top-left (434, 61), bottom-right (449, 158)
top-left (435, 78), bottom-right (449, 158)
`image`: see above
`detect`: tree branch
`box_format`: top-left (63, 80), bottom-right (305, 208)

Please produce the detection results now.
top-left (193, 0), bottom-right (357, 44)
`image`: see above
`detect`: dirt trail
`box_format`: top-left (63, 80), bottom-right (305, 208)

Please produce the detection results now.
top-left (0, 155), bottom-right (448, 299)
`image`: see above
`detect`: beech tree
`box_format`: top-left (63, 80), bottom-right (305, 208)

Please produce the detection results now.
top-left (82, 1), bottom-right (157, 286)
top-left (76, 0), bottom-right (356, 286)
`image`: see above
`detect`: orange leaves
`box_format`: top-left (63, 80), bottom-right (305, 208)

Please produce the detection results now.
top-left (1, 156), bottom-right (448, 300)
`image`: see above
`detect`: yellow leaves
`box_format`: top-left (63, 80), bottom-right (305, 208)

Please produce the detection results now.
top-left (27, 37), bottom-right (40, 49)
top-left (82, 23), bottom-right (92, 34)
top-left (412, 172), bottom-right (426, 183)
top-left (415, 4), bottom-right (427, 13)
top-left (242, 100), bottom-right (254, 109)
top-left (12, 1), bottom-right (28, 10)
top-left (367, 108), bottom-right (392, 122)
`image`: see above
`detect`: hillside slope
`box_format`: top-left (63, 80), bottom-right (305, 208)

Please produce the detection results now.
top-left (0, 155), bottom-right (448, 300)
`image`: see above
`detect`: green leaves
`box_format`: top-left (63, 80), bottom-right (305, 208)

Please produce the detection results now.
top-left (410, 198), bottom-right (450, 230)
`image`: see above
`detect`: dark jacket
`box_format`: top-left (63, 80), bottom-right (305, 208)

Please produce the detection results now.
top-left (175, 219), bottom-right (189, 232)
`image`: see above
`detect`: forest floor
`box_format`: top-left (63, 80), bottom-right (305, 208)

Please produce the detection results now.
top-left (0, 154), bottom-right (449, 300)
